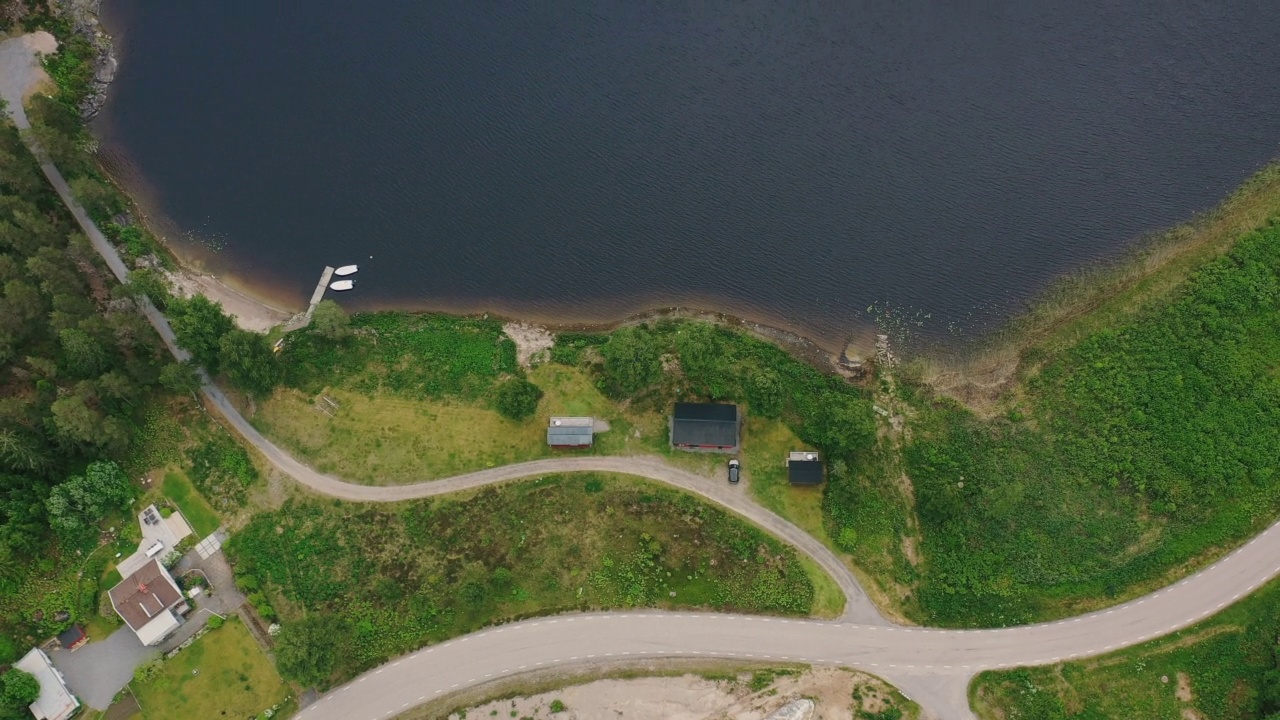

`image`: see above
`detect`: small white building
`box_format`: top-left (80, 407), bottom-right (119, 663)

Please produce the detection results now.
top-left (13, 648), bottom-right (78, 720)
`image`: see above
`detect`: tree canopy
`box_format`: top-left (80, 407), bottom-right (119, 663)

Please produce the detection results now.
top-left (45, 460), bottom-right (133, 548)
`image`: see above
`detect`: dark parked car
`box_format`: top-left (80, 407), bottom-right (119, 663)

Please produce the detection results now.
top-left (728, 459), bottom-right (740, 484)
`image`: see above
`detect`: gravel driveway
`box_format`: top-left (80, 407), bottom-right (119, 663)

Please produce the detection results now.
top-left (0, 31), bottom-right (57, 128)
top-left (50, 625), bottom-right (155, 710)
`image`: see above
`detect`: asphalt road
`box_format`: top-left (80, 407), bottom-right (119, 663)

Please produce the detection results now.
top-left (297, 519), bottom-right (1280, 720)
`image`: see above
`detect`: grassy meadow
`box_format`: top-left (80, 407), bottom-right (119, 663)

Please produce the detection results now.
top-left (970, 577), bottom-right (1280, 720)
top-left (253, 362), bottom-right (670, 484)
top-left (904, 222), bottom-right (1280, 626)
top-left (227, 473), bottom-right (828, 686)
top-left (130, 617), bottom-right (291, 720)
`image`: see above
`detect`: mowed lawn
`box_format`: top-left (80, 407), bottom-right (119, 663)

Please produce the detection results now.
top-left (251, 364), bottom-right (671, 485)
top-left (739, 417), bottom-right (828, 548)
top-left (132, 618), bottom-right (290, 720)
top-left (160, 471), bottom-right (221, 537)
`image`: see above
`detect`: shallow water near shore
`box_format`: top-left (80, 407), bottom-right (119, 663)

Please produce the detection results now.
top-left (94, 1), bottom-right (1280, 351)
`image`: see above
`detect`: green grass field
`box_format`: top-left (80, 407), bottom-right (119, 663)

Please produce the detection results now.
top-left (904, 223), bottom-right (1280, 627)
top-left (131, 617), bottom-right (290, 720)
top-left (160, 471), bottom-right (221, 537)
top-left (252, 364), bottom-right (672, 485)
top-left (228, 473), bottom-right (830, 685)
top-left (970, 576), bottom-right (1280, 720)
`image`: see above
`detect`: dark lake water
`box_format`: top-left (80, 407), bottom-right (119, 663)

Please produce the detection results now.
top-left (95, 1), bottom-right (1280, 350)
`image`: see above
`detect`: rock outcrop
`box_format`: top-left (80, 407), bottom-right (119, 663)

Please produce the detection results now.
top-left (763, 698), bottom-right (815, 720)
top-left (51, 0), bottom-right (116, 118)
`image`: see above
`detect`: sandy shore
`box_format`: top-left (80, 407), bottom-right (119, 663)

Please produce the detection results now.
top-left (163, 268), bottom-right (296, 333)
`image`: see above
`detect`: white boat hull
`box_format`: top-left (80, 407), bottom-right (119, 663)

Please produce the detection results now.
top-left (334, 265), bottom-right (359, 276)
top-left (329, 280), bottom-right (354, 291)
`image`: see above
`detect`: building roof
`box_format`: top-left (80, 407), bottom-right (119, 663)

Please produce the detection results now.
top-left (788, 458), bottom-right (824, 485)
top-left (134, 610), bottom-right (181, 647)
top-left (548, 416), bottom-right (593, 427)
top-left (109, 558), bottom-right (183, 632)
top-left (14, 648), bottom-right (79, 720)
top-left (671, 403), bottom-right (740, 448)
top-left (55, 625), bottom-right (84, 649)
top-left (547, 425), bottom-right (593, 446)
top-left (674, 402), bottom-right (739, 422)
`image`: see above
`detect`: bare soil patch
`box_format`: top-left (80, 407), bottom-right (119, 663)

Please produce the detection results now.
top-left (1175, 672), bottom-right (1193, 702)
top-left (436, 664), bottom-right (916, 720)
top-left (503, 321), bottom-right (555, 368)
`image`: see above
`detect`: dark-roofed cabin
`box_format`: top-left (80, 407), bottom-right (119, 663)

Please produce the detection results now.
top-left (547, 417), bottom-right (594, 448)
top-left (787, 451), bottom-right (824, 485)
top-left (671, 403), bottom-right (739, 451)
top-left (56, 625), bottom-right (86, 651)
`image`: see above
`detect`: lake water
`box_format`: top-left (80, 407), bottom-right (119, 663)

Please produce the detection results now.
top-left (95, 1), bottom-right (1280, 350)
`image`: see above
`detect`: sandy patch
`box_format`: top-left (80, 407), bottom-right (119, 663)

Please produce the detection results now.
top-left (449, 666), bottom-right (908, 720)
top-left (503, 322), bottom-right (555, 368)
top-left (1181, 709), bottom-right (1204, 720)
top-left (1175, 672), bottom-right (1193, 702)
top-left (164, 268), bottom-right (295, 333)
top-left (0, 30), bottom-right (57, 126)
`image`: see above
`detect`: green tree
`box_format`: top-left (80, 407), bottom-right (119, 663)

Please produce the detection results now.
top-left (274, 615), bottom-right (349, 687)
top-left (58, 327), bottom-right (108, 377)
top-left (802, 391), bottom-right (876, 458)
top-left (169, 295), bottom-right (234, 372)
top-left (745, 367), bottom-right (784, 418)
top-left (159, 361), bottom-right (202, 396)
top-left (0, 668), bottom-right (39, 719)
top-left (310, 299), bottom-right (350, 339)
top-left (68, 176), bottom-right (121, 220)
top-left (45, 460), bottom-right (133, 545)
top-left (599, 326), bottom-right (662, 397)
top-left (126, 268), bottom-right (172, 308)
top-left (675, 322), bottom-right (729, 395)
top-left (493, 377), bottom-right (543, 420)
top-left (25, 246), bottom-right (84, 297)
top-left (217, 329), bottom-right (280, 397)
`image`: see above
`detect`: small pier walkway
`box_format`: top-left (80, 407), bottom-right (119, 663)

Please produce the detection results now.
top-left (283, 266), bottom-right (334, 331)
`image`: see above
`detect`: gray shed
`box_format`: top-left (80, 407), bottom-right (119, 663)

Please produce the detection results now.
top-left (548, 417), bottom-right (594, 448)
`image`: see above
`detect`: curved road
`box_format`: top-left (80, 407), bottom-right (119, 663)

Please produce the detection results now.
top-left (202, 384), bottom-right (880, 622)
top-left (14, 63), bottom-right (1280, 718)
top-left (299, 519), bottom-right (1280, 720)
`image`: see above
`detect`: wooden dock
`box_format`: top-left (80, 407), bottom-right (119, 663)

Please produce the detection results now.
top-left (282, 266), bottom-right (335, 332)
top-left (306, 266), bottom-right (336, 318)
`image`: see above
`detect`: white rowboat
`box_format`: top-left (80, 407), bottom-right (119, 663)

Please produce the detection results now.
top-left (334, 265), bottom-right (359, 276)
top-left (329, 280), bottom-right (354, 291)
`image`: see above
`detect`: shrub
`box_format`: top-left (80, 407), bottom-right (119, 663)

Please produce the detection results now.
top-left (206, 615), bottom-right (225, 630)
top-left (598, 326), bottom-right (662, 397)
top-left (493, 377), bottom-right (543, 420)
top-left (133, 657), bottom-right (164, 684)
top-left (549, 699), bottom-right (566, 713)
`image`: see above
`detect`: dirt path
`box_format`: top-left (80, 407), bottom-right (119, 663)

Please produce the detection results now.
top-left (0, 31), bottom-right (56, 127)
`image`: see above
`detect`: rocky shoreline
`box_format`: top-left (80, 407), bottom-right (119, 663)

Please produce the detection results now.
top-left (52, 0), bottom-right (115, 118)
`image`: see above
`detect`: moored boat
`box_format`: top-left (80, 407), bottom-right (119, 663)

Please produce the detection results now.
top-left (329, 279), bottom-right (354, 291)
top-left (334, 264), bottom-right (359, 276)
